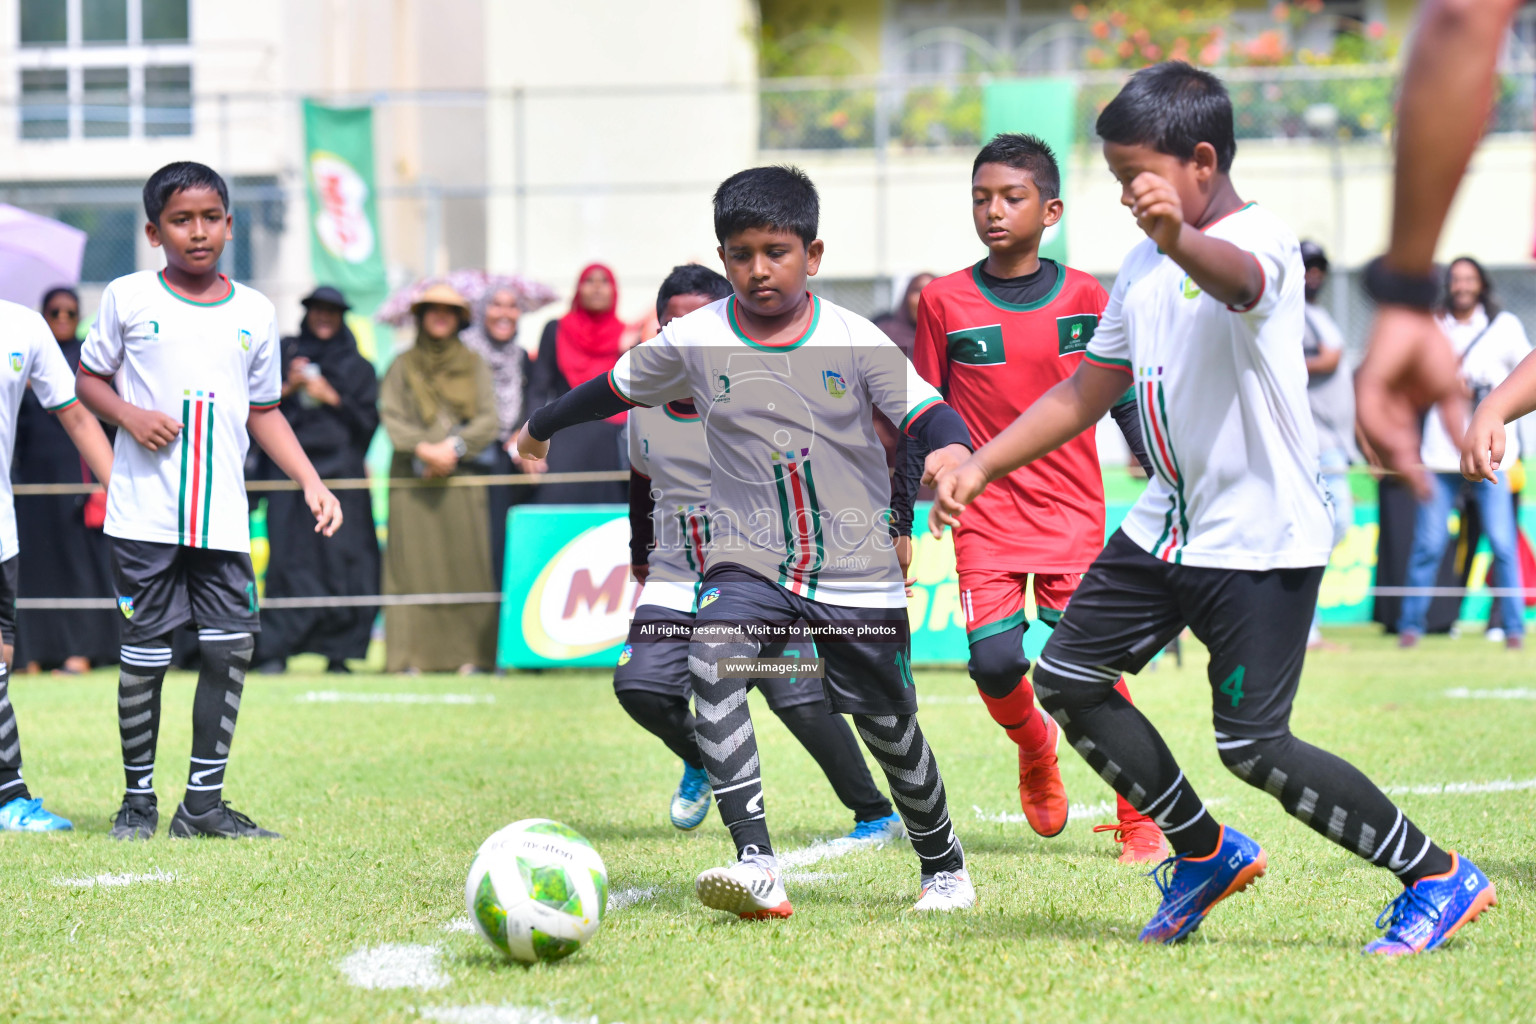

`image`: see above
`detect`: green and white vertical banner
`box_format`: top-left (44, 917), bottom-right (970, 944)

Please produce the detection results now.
top-left (981, 78), bottom-right (1078, 264)
top-left (302, 99), bottom-right (392, 530)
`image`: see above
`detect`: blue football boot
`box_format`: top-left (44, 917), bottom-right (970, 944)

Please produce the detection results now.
top-left (0, 796), bottom-right (73, 832)
top-left (1139, 824), bottom-right (1267, 944)
top-left (1364, 853), bottom-right (1496, 955)
top-left (670, 762), bottom-right (712, 831)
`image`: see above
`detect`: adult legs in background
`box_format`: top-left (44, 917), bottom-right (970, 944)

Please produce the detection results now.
top-left (1471, 474), bottom-right (1525, 644)
top-left (1397, 473), bottom-right (1459, 641)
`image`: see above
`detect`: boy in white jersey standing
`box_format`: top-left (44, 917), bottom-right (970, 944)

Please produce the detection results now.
top-left (521, 167), bottom-right (977, 917)
top-left (620, 263), bottom-right (902, 845)
top-left (933, 64), bottom-right (1494, 955)
top-left (77, 162), bottom-right (342, 840)
top-left (0, 300), bottom-right (115, 831)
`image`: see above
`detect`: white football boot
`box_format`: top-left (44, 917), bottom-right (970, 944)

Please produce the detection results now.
top-left (913, 848), bottom-right (976, 912)
top-left (695, 845), bottom-right (793, 919)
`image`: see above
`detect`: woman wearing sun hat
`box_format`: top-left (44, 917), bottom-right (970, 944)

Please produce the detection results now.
top-left (379, 282), bottom-right (500, 673)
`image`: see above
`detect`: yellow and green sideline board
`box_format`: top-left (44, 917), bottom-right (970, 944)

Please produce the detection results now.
top-left (496, 501), bottom-right (1391, 671)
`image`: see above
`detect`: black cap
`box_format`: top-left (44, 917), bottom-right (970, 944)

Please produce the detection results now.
top-left (301, 285), bottom-right (351, 312)
top-left (1299, 240), bottom-right (1329, 271)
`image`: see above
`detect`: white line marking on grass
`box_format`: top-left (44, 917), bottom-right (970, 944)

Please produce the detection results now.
top-left (783, 870), bottom-right (847, 883)
top-left (1445, 687), bottom-right (1536, 701)
top-left (340, 943), bottom-right (450, 991)
top-left (608, 885), bottom-right (659, 911)
top-left (298, 691), bottom-right (495, 705)
top-left (972, 797), bottom-right (1229, 827)
top-left (52, 868), bottom-right (177, 889)
top-left (418, 1007), bottom-right (596, 1024)
top-left (917, 695), bottom-right (984, 705)
top-left (1384, 778), bottom-right (1536, 796)
top-left (441, 917), bottom-right (476, 934)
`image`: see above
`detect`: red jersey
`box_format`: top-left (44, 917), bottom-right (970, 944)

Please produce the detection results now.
top-left (912, 260), bottom-right (1109, 574)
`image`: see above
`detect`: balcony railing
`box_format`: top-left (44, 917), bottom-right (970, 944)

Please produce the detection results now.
top-left (758, 63), bottom-right (1536, 151)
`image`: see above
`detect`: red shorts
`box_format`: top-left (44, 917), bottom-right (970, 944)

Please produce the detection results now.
top-left (957, 568), bottom-right (1083, 641)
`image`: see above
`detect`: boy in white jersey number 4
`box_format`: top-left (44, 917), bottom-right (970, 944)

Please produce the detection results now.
top-left (521, 167), bottom-right (977, 917)
top-left (77, 162), bottom-right (342, 841)
top-left (932, 64), bottom-right (1494, 955)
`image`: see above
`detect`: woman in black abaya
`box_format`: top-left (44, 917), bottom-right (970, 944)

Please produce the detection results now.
top-left (254, 287), bottom-right (380, 673)
top-left (12, 287), bottom-right (118, 673)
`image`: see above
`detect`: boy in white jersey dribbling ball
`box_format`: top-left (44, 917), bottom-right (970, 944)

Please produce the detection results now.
top-left (76, 162), bottom-right (342, 841)
top-left (932, 63), bottom-right (1494, 955)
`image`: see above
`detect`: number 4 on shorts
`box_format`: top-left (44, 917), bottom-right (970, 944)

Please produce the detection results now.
top-left (1219, 666), bottom-right (1245, 708)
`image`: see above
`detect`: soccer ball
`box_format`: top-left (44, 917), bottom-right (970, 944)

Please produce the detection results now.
top-left (465, 818), bottom-right (608, 963)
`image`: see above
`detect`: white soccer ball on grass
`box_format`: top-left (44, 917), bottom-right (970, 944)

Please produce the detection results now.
top-left (465, 818), bottom-right (608, 963)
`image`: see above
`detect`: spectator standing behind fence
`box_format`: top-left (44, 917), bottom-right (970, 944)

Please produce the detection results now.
top-left (463, 282), bottom-right (542, 588)
top-left (379, 283), bottom-right (499, 674)
top-left (10, 287), bottom-right (118, 675)
top-left (1299, 242), bottom-right (1356, 650)
top-left (1399, 257), bottom-right (1531, 650)
top-left (253, 287), bottom-right (380, 675)
top-left (528, 263), bottom-right (627, 504)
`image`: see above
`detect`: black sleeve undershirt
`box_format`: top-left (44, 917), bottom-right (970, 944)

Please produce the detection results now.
top-left (1110, 390), bottom-right (1155, 477)
top-left (527, 374), bottom-right (633, 441)
top-left (890, 402), bottom-right (972, 537)
top-left (629, 469), bottom-right (655, 566)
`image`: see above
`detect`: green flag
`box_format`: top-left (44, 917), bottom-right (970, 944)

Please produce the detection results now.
top-left (981, 78), bottom-right (1078, 264)
top-left (302, 100), bottom-right (388, 318)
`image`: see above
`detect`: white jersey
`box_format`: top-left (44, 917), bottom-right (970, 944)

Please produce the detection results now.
top-left (1421, 305), bottom-right (1530, 473)
top-left (612, 294), bottom-right (944, 608)
top-left (629, 400), bottom-right (711, 613)
top-left (81, 270), bottom-right (281, 553)
top-left (1083, 203), bottom-right (1333, 571)
top-left (0, 300), bottom-right (80, 562)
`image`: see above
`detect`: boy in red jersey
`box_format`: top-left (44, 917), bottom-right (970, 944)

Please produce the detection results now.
top-left (895, 133), bottom-right (1164, 862)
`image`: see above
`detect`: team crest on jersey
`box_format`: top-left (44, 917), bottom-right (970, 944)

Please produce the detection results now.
top-left (1056, 314), bottom-right (1098, 356)
top-left (712, 374), bottom-right (731, 404)
top-left (822, 370), bottom-right (847, 398)
top-left (1180, 275), bottom-right (1202, 300)
top-left (237, 329), bottom-right (253, 352)
top-left (699, 587), bottom-right (721, 608)
top-left (145, 320), bottom-right (160, 339)
top-left (617, 644), bottom-right (633, 667)
top-left (7, 353), bottom-right (21, 373)
top-left (117, 596), bottom-right (135, 620)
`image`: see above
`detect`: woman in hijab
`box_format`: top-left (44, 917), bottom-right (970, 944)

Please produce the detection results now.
top-left (462, 284), bottom-right (540, 588)
top-left (254, 286), bottom-right (380, 674)
top-left (379, 283), bottom-right (500, 673)
top-left (528, 263), bottom-right (627, 503)
top-left (11, 287), bottom-right (118, 674)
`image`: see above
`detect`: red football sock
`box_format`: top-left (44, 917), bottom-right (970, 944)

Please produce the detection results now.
top-left (1111, 676), bottom-right (1154, 825)
top-left (978, 677), bottom-right (1049, 752)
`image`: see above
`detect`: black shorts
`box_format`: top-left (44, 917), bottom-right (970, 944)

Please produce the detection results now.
top-left (692, 564), bottom-right (916, 717)
top-left (110, 539), bottom-right (260, 644)
top-left (1039, 530), bottom-right (1324, 741)
top-left (613, 604), bottom-right (825, 712)
top-left (0, 555), bottom-right (16, 647)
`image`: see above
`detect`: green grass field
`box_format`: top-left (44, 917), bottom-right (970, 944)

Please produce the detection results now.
top-left (3, 626), bottom-right (1534, 1024)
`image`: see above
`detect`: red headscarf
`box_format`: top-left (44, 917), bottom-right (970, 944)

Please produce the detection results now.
top-left (555, 263), bottom-right (624, 390)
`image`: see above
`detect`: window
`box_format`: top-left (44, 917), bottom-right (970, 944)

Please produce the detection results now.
top-left (20, 69), bottom-right (69, 139)
top-left (83, 67), bottom-right (130, 137)
top-left (14, 0), bottom-right (193, 140)
top-left (82, 0), bottom-right (128, 43)
top-left (55, 205), bottom-right (141, 283)
top-left (144, 65), bottom-right (191, 136)
top-left (19, 0), bottom-right (66, 45)
top-left (142, 0), bottom-right (188, 42)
